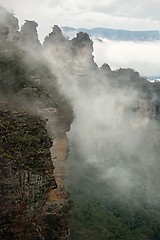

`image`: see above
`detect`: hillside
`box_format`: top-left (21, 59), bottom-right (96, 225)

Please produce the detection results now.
top-left (0, 5), bottom-right (160, 240)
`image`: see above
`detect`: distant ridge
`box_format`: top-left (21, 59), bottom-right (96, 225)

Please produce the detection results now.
top-left (62, 26), bottom-right (160, 41)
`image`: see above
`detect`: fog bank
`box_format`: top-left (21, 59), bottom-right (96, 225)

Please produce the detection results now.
top-left (93, 38), bottom-right (160, 77)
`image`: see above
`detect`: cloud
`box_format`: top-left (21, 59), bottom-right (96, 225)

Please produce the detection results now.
top-left (101, 0), bottom-right (160, 21)
top-left (39, 32), bottom-right (160, 205)
top-left (0, 0), bottom-right (160, 41)
top-left (63, 65), bottom-right (160, 204)
top-left (93, 38), bottom-right (160, 77)
top-left (1, 1), bottom-right (160, 205)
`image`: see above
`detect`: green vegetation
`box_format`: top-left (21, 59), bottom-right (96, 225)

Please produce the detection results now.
top-left (1, 13), bottom-right (160, 239)
top-left (0, 108), bottom-right (52, 174)
top-left (67, 150), bottom-right (160, 240)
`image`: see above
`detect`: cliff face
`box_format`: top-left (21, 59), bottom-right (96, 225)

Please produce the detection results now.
top-left (0, 5), bottom-right (19, 41)
top-left (0, 46), bottom-right (73, 238)
top-left (43, 117), bottom-right (71, 240)
top-left (19, 20), bottom-right (41, 52)
top-left (0, 7), bottom-right (73, 239)
top-left (43, 25), bottom-right (97, 75)
top-left (0, 101), bottom-right (55, 239)
top-left (0, 101), bottom-right (72, 240)
top-left (1, 5), bottom-right (160, 240)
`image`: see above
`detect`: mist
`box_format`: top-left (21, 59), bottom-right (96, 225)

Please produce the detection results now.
top-left (1, 6), bottom-right (160, 207)
top-left (27, 23), bottom-right (160, 207)
top-left (46, 49), bottom-right (160, 206)
top-left (93, 38), bottom-right (160, 77)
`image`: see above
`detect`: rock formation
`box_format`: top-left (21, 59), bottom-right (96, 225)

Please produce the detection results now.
top-left (0, 101), bottom-right (55, 239)
top-left (0, 74), bottom-right (73, 240)
top-left (0, 5), bottom-right (19, 41)
top-left (43, 25), bottom-right (97, 75)
top-left (19, 20), bottom-right (41, 52)
top-left (44, 25), bottom-right (67, 47)
top-left (71, 32), bottom-right (97, 73)
top-left (0, 8), bottom-right (73, 238)
top-left (43, 25), bottom-right (72, 72)
top-left (0, 5), bottom-right (160, 240)
top-left (0, 25), bottom-right (9, 41)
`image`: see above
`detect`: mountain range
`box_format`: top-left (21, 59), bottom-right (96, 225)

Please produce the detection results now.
top-left (62, 26), bottom-right (160, 41)
top-left (1, 4), bottom-right (160, 239)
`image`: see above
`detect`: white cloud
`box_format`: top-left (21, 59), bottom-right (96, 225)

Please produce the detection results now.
top-left (93, 38), bottom-right (160, 77)
top-left (101, 0), bottom-right (160, 20)
top-left (1, 0), bottom-right (160, 77)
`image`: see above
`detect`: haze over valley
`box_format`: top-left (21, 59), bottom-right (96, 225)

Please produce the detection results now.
top-left (0, 2), bottom-right (160, 240)
top-left (62, 26), bottom-right (160, 79)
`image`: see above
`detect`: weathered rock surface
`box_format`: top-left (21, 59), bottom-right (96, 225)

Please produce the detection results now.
top-left (0, 8), bottom-right (73, 238)
top-left (0, 5), bottom-right (19, 41)
top-left (0, 98), bottom-right (72, 240)
top-left (43, 25), bottom-right (97, 75)
top-left (0, 101), bottom-right (55, 239)
top-left (19, 20), bottom-right (41, 52)
top-left (0, 5), bottom-right (160, 240)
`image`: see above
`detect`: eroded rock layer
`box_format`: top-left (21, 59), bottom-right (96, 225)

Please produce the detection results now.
top-left (0, 100), bottom-right (72, 240)
top-left (0, 101), bottom-right (55, 239)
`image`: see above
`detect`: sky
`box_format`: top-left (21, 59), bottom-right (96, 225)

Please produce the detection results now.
top-left (1, 0), bottom-right (160, 40)
top-left (1, 0), bottom-right (160, 204)
top-left (1, 0), bottom-right (160, 77)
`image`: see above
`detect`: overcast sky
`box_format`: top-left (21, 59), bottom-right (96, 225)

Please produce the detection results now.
top-left (1, 0), bottom-right (160, 40)
top-left (1, 0), bottom-right (160, 76)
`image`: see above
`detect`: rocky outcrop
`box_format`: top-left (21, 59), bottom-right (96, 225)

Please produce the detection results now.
top-left (0, 12), bottom-right (73, 237)
top-left (0, 101), bottom-right (56, 239)
top-left (43, 25), bottom-right (97, 75)
top-left (0, 25), bottom-right (9, 41)
top-left (43, 25), bottom-right (72, 72)
top-left (0, 6), bottom-right (97, 75)
top-left (19, 20), bottom-right (41, 52)
top-left (1, 5), bottom-right (160, 240)
top-left (99, 65), bottom-right (160, 121)
top-left (71, 32), bottom-right (97, 73)
top-left (43, 115), bottom-right (72, 240)
top-left (0, 56), bottom-right (73, 238)
top-left (44, 25), bottom-right (67, 47)
top-left (0, 98), bottom-right (73, 240)
top-left (0, 5), bottom-right (19, 41)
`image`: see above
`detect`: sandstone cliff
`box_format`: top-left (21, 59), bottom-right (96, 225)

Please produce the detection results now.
top-left (43, 25), bottom-right (97, 75)
top-left (0, 5), bottom-right (160, 240)
top-left (0, 7), bottom-right (73, 239)
top-left (0, 99), bottom-right (72, 240)
top-left (19, 20), bottom-right (41, 52)
top-left (0, 101), bottom-right (55, 239)
top-left (0, 5), bottom-right (19, 41)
